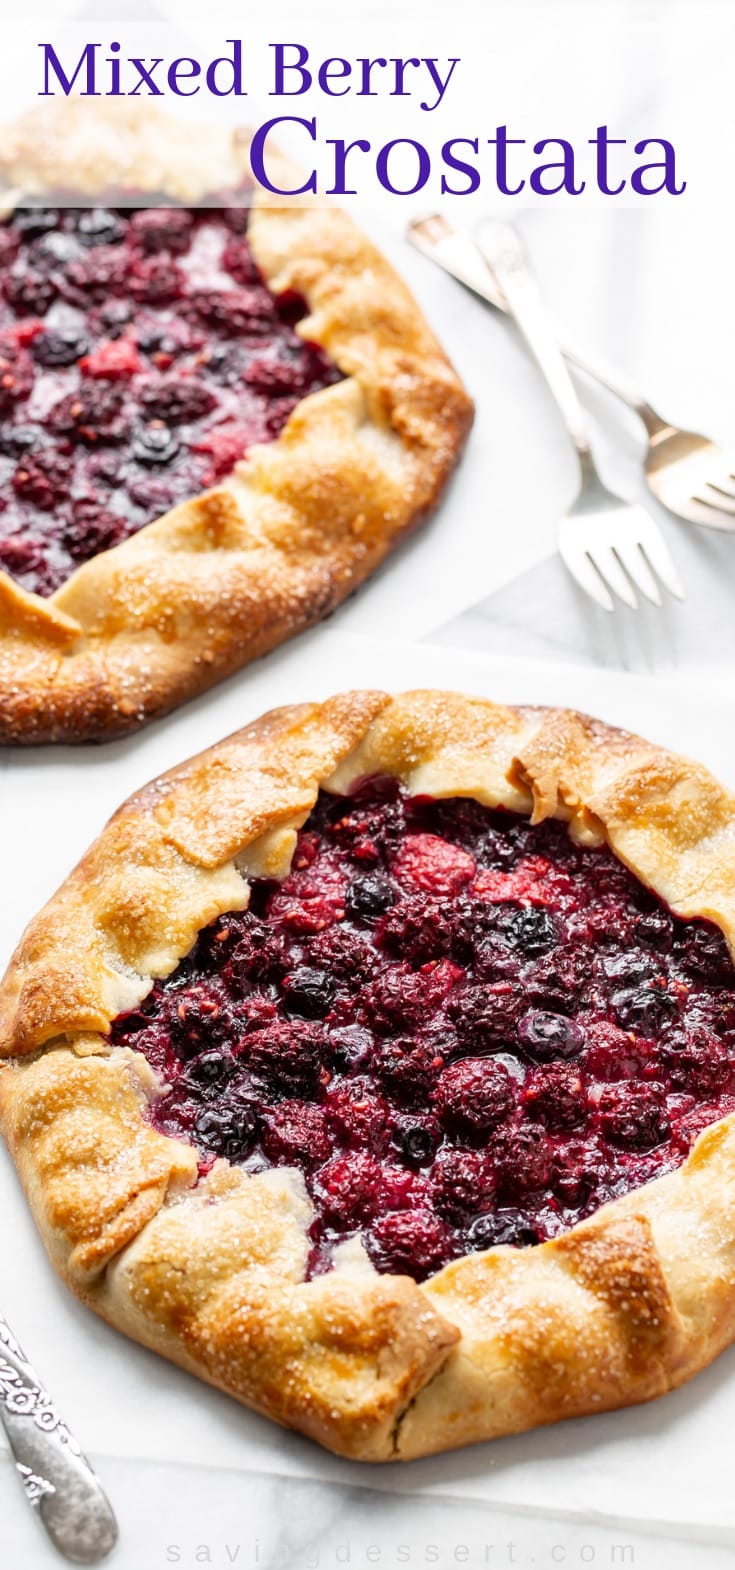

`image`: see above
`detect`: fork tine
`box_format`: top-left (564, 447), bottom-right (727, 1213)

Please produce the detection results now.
top-left (558, 537), bottom-right (615, 612)
top-left (584, 543), bottom-right (640, 610)
top-left (612, 539), bottom-right (662, 606)
top-left (699, 481), bottom-right (735, 512)
top-left (635, 518), bottom-right (686, 601)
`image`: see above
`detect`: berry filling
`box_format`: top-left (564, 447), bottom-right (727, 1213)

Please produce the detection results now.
top-left (0, 202), bottom-right (341, 596)
top-left (111, 779), bottom-right (735, 1282)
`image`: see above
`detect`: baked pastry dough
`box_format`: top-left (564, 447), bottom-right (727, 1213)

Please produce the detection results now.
top-left (3, 690), bottom-right (735, 1460)
top-left (0, 102), bottom-right (471, 743)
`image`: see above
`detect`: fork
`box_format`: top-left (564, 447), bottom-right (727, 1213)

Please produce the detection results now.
top-left (409, 213), bottom-right (735, 533)
top-left (0, 1312), bottom-right (117, 1562)
top-left (473, 220), bottom-right (684, 612)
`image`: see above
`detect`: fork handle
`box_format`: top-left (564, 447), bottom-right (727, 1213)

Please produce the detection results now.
top-left (476, 220), bottom-right (600, 470)
top-left (0, 1315), bottom-right (118, 1563)
top-left (410, 218), bottom-right (668, 438)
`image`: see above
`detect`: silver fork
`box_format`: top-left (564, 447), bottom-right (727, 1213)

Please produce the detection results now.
top-left (409, 213), bottom-right (735, 532)
top-left (474, 220), bottom-right (684, 612)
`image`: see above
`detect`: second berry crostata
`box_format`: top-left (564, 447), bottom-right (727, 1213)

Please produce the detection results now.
top-left (112, 777), bottom-right (735, 1283)
top-left (5, 690), bottom-right (735, 1460)
top-left (0, 101), bottom-right (471, 742)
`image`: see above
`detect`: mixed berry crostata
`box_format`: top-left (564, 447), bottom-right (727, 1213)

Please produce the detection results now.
top-left (0, 102), bottom-right (471, 743)
top-left (3, 691), bottom-right (735, 1459)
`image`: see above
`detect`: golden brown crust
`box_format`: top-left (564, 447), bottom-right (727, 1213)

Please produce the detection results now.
top-left (3, 688), bottom-right (735, 1459)
top-left (0, 102), bottom-right (472, 744)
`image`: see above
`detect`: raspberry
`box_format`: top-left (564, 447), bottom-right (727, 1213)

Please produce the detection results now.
top-left (47, 387), bottom-right (125, 444)
top-left (191, 287), bottom-right (274, 333)
top-left (394, 833), bottom-right (475, 896)
top-left (430, 1147), bottom-right (494, 1222)
top-left (62, 500), bottom-right (126, 561)
top-left (656, 1028), bottom-right (731, 1097)
top-left (361, 964), bottom-right (431, 1035)
top-left (191, 423), bottom-right (251, 478)
top-left (313, 1152), bottom-right (382, 1227)
top-left (12, 450), bottom-right (72, 510)
top-left (226, 917), bottom-right (286, 986)
top-left (374, 1035), bottom-right (444, 1108)
top-left (139, 377), bottom-right (217, 424)
top-left (522, 1062), bottom-right (587, 1130)
top-left (0, 344), bottom-right (34, 411)
top-left (80, 338), bottom-right (142, 379)
top-left (262, 1100), bottom-right (331, 1167)
top-left (3, 269), bottom-right (57, 316)
top-left (246, 1019), bottom-right (326, 1095)
top-left (449, 980), bottom-right (523, 1049)
top-left (129, 256), bottom-right (185, 304)
top-left (130, 208), bottom-right (194, 255)
top-left (524, 947), bottom-right (589, 1011)
top-left (365, 1210), bottom-right (451, 1280)
top-left (325, 1078), bottom-right (389, 1151)
top-left (378, 894), bottom-right (461, 964)
top-left (492, 1122), bottom-right (553, 1197)
top-left (221, 236), bottom-right (261, 284)
top-left (167, 987), bottom-right (232, 1058)
top-left (434, 1058), bottom-right (516, 1136)
top-left (305, 926), bottom-right (376, 984)
top-left (582, 1019), bottom-right (645, 1081)
top-left (63, 247), bottom-right (127, 301)
top-left (0, 536), bottom-right (44, 577)
top-left (596, 1083), bottom-right (670, 1150)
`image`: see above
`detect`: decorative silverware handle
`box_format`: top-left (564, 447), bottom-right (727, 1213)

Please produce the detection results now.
top-left (475, 219), bottom-right (596, 469)
top-left (0, 1316), bottom-right (118, 1564)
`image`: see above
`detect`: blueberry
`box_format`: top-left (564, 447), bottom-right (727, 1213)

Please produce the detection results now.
top-left (391, 1119), bottom-right (438, 1167)
top-left (13, 208), bottom-right (60, 239)
top-left (75, 208), bottom-right (126, 246)
top-left (634, 910), bottom-right (674, 950)
top-left (185, 1048), bottom-right (235, 1085)
top-left (326, 1025), bottom-right (373, 1071)
top-left (611, 984), bottom-right (677, 1032)
top-left (30, 231), bottom-right (82, 268)
top-left (282, 966), bottom-right (334, 1019)
top-left (507, 907), bottom-right (557, 956)
top-left (465, 1211), bottom-right (539, 1251)
top-left (518, 1010), bottom-right (585, 1061)
top-left (132, 424), bottom-right (180, 465)
top-left (0, 424), bottom-right (46, 456)
top-left (194, 1102), bottom-right (259, 1160)
top-left (600, 951), bottom-right (657, 984)
top-left (32, 326), bottom-right (89, 367)
top-left (345, 875), bottom-right (394, 922)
